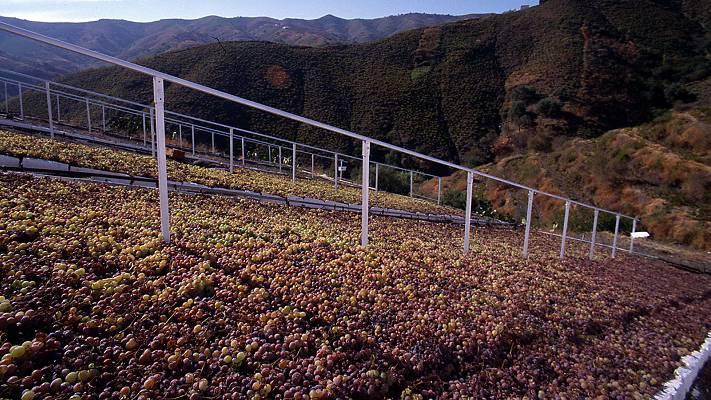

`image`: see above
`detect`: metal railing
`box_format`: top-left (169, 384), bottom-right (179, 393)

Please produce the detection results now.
top-left (0, 21), bottom-right (642, 259)
top-left (0, 69), bottom-right (442, 202)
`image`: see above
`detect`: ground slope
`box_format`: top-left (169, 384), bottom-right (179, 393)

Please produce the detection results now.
top-left (32, 0), bottom-right (709, 170)
top-left (425, 108), bottom-right (711, 250)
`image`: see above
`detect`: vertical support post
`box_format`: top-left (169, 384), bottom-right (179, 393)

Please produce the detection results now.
top-left (292, 143), bottom-right (297, 182)
top-left (334, 153), bottom-right (339, 189)
top-left (101, 105), bottom-right (106, 132)
top-left (278, 146), bottom-right (283, 173)
top-left (589, 209), bottom-right (599, 260)
top-left (361, 140), bottom-right (371, 247)
top-left (86, 98), bottom-right (91, 133)
top-left (142, 112), bottom-right (147, 146)
top-left (191, 125), bottom-right (196, 156)
top-left (45, 81), bottom-right (54, 138)
top-left (409, 170), bottom-right (414, 197)
top-left (18, 83), bottom-right (24, 119)
top-left (153, 76), bottom-right (171, 243)
top-left (241, 137), bottom-right (245, 166)
top-left (211, 132), bottom-right (215, 154)
top-left (311, 153), bottom-right (315, 178)
top-left (523, 190), bottom-right (534, 258)
top-left (560, 201), bottom-right (570, 259)
top-left (56, 94), bottom-right (60, 121)
top-left (268, 145), bottom-right (272, 164)
top-left (229, 128), bottom-right (234, 173)
top-left (3, 82), bottom-right (8, 115)
top-left (149, 108), bottom-right (155, 157)
top-left (611, 214), bottom-right (620, 258)
top-left (375, 163), bottom-right (379, 192)
top-left (464, 171), bottom-right (474, 253)
top-left (179, 125), bottom-right (183, 148)
top-left (437, 177), bottom-right (442, 205)
top-left (629, 218), bottom-right (637, 253)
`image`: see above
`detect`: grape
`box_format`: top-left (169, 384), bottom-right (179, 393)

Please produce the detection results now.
top-left (0, 162), bottom-right (709, 399)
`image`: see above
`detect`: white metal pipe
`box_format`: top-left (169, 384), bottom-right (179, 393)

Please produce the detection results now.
top-left (560, 201), bottom-right (570, 259)
top-left (142, 112), bottom-right (147, 146)
top-left (437, 177), bottom-right (442, 205)
top-left (278, 146), bottom-right (282, 173)
top-left (241, 136), bottom-right (245, 165)
top-left (612, 214), bottom-right (620, 258)
top-left (409, 170), bottom-right (414, 197)
top-left (361, 140), bottom-right (370, 246)
top-left (45, 81), bottom-right (54, 138)
top-left (523, 190), bottom-right (534, 258)
top-left (85, 97), bottom-right (91, 133)
top-left (375, 163), bottom-right (379, 192)
top-left (153, 76), bottom-right (171, 243)
top-left (101, 105), bottom-right (106, 131)
top-left (590, 209), bottom-right (599, 260)
top-left (56, 93), bottom-right (60, 121)
top-left (229, 128), bottom-right (234, 173)
top-left (179, 124), bottom-right (183, 148)
top-left (311, 153), bottom-right (315, 178)
top-left (334, 153), bottom-right (339, 189)
top-left (211, 132), bottom-right (215, 154)
top-left (292, 143), bottom-right (296, 182)
top-left (629, 219), bottom-right (637, 253)
top-left (191, 125), bottom-right (196, 156)
top-left (464, 171), bottom-right (473, 253)
top-left (149, 107), bottom-right (155, 157)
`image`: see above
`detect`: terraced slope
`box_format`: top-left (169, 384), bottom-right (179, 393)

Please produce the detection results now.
top-left (0, 129), bottom-right (459, 217)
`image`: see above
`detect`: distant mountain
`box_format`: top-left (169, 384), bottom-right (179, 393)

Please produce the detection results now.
top-left (0, 13), bottom-right (483, 78)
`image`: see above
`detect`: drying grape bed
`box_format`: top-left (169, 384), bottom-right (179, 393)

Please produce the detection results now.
top-left (0, 130), bottom-right (458, 217)
top-left (1, 172), bottom-right (710, 400)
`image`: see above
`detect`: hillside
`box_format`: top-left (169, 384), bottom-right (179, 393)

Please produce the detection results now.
top-left (43, 0), bottom-right (710, 168)
top-left (424, 106), bottom-right (711, 250)
top-left (0, 13), bottom-right (481, 78)
top-left (9, 0), bottom-right (711, 248)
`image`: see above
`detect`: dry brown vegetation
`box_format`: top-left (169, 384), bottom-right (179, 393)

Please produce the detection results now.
top-left (424, 108), bottom-right (711, 250)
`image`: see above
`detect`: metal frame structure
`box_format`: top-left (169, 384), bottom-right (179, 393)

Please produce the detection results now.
top-left (0, 69), bottom-right (440, 200)
top-left (0, 21), bottom-right (641, 258)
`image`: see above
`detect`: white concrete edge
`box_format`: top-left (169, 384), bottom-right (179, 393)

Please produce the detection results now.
top-left (655, 331), bottom-right (711, 400)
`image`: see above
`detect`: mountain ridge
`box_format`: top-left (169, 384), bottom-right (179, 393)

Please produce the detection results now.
top-left (0, 12), bottom-right (484, 78)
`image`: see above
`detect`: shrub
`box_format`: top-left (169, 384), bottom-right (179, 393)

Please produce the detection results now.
top-left (411, 66), bottom-right (432, 81)
top-left (442, 188), bottom-right (467, 210)
top-left (509, 101), bottom-right (528, 123)
top-left (511, 86), bottom-right (538, 104)
top-left (536, 97), bottom-right (562, 117)
top-left (664, 83), bottom-right (696, 105)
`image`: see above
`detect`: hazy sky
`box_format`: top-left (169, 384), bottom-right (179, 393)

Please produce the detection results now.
top-left (2, 0), bottom-right (538, 23)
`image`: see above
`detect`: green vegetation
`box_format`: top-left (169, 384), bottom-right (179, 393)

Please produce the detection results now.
top-left (410, 66), bottom-right (432, 81)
